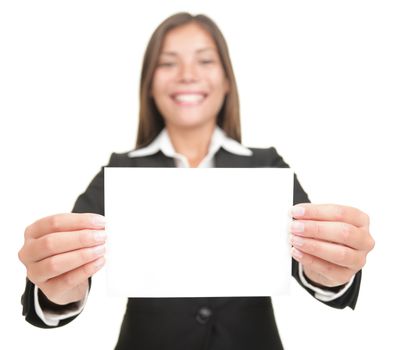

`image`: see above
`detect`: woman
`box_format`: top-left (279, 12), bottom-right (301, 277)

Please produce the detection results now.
top-left (18, 12), bottom-right (374, 349)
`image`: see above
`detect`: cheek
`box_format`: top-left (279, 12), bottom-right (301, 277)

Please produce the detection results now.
top-left (151, 71), bottom-right (169, 97)
top-left (207, 70), bottom-right (228, 94)
top-left (151, 75), bottom-right (161, 98)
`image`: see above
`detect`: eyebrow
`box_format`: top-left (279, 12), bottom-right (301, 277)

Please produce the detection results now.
top-left (160, 48), bottom-right (217, 56)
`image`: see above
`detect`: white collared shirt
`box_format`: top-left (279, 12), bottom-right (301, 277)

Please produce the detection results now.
top-left (128, 126), bottom-right (252, 167)
top-left (35, 126), bottom-right (352, 326)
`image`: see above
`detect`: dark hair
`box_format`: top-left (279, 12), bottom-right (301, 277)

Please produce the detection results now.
top-left (136, 12), bottom-right (241, 148)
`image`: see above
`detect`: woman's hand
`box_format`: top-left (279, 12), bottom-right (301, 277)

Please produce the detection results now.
top-left (290, 204), bottom-right (375, 288)
top-left (18, 213), bottom-right (106, 305)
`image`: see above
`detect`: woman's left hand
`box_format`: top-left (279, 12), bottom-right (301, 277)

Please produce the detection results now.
top-left (290, 203), bottom-right (375, 288)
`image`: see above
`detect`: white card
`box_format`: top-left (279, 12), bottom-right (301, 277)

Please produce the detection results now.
top-left (104, 167), bottom-right (293, 297)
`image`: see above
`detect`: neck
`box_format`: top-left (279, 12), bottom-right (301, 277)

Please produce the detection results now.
top-left (166, 122), bottom-right (216, 168)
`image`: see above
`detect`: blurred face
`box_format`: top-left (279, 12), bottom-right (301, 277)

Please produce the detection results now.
top-left (151, 22), bottom-right (229, 130)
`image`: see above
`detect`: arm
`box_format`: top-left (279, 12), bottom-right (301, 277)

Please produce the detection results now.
top-left (19, 158), bottom-right (111, 328)
top-left (269, 147), bottom-right (373, 309)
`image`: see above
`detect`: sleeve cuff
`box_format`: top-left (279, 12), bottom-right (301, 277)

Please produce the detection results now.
top-left (298, 263), bottom-right (355, 302)
top-left (34, 286), bottom-right (89, 327)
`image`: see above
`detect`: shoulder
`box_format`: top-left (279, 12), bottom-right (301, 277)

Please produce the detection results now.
top-left (106, 151), bottom-right (134, 167)
top-left (105, 150), bottom-right (173, 168)
top-left (247, 146), bottom-right (289, 168)
top-left (248, 146), bottom-right (279, 158)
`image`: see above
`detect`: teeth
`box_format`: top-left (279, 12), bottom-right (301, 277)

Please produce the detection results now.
top-left (173, 94), bottom-right (205, 103)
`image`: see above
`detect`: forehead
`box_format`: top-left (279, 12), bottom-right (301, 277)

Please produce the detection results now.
top-left (160, 22), bottom-right (217, 54)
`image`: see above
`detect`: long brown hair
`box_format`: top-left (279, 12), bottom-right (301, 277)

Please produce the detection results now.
top-left (136, 12), bottom-right (241, 148)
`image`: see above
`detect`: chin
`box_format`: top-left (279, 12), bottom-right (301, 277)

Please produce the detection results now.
top-left (167, 117), bottom-right (215, 130)
top-left (164, 112), bottom-right (212, 128)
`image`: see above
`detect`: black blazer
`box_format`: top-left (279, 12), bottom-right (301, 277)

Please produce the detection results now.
top-left (21, 147), bottom-right (361, 350)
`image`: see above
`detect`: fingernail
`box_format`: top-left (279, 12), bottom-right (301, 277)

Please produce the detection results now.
top-left (291, 235), bottom-right (304, 247)
top-left (291, 221), bottom-right (305, 233)
top-left (291, 206), bottom-right (305, 217)
top-left (91, 215), bottom-right (106, 228)
top-left (94, 231), bottom-right (107, 242)
top-left (292, 247), bottom-right (303, 260)
top-left (92, 245), bottom-right (105, 256)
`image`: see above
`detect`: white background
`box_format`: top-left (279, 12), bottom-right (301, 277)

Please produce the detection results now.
top-left (1, 0), bottom-right (392, 349)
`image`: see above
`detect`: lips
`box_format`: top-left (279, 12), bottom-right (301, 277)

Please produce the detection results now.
top-left (170, 92), bottom-right (208, 106)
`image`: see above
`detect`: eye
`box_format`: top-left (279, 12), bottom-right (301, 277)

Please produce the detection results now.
top-left (157, 62), bottom-right (176, 68)
top-left (199, 60), bottom-right (214, 65)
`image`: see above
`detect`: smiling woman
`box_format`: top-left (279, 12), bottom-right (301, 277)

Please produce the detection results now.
top-left (18, 11), bottom-right (374, 350)
top-left (137, 13), bottom-right (241, 152)
top-left (151, 22), bottom-right (230, 167)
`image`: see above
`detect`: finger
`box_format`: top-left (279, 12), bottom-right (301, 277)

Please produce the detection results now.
top-left (291, 248), bottom-right (355, 287)
top-left (25, 213), bottom-right (106, 239)
top-left (292, 203), bottom-right (370, 228)
top-left (40, 257), bottom-right (105, 303)
top-left (28, 244), bottom-right (106, 283)
top-left (290, 220), bottom-right (370, 251)
top-left (21, 229), bottom-right (107, 263)
top-left (290, 235), bottom-right (366, 269)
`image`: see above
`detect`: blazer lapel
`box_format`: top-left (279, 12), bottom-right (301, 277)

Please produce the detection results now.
top-left (214, 147), bottom-right (254, 168)
top-left (130, 148), bottom-right (254, 168)
top-left (130, 151), bottom-right (176, 167)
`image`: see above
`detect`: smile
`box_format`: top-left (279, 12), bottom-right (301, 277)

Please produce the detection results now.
top-left (171, 93), bottom-right (208, 106)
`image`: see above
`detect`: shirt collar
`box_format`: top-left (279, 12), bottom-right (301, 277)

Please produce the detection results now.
top-left (128, 126), bottom-right (253, 159)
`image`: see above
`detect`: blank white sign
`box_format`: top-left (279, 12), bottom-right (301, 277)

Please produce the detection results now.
top-left (104, 167), bottom-right (293, 297)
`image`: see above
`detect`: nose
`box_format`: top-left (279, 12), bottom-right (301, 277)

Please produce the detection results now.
top-left (177, 62), bottom-right (198, 83)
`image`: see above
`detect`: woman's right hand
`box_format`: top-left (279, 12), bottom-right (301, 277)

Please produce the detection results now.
top-left (18, 213), bottom-right (107, 305)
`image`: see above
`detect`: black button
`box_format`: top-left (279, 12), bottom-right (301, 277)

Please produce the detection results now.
top-left (196, 306), bottom-right (212, 324)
